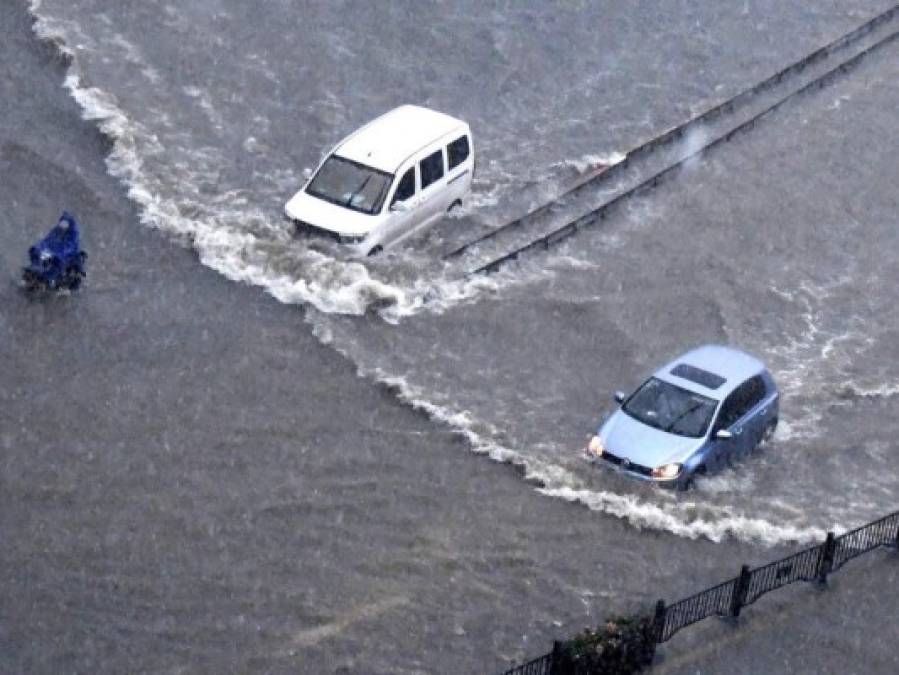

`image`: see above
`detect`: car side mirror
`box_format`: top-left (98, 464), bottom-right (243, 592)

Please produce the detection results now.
top-left (715, 429), bottom-right (733, 440)
top-left (390, 200), bottom-right (410, 213)
top-left (613, 391), bottom-right (626, 404)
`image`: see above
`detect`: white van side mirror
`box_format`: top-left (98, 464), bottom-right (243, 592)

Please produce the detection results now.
top-left (390, 200), bottom-right (410, 213)
top-left (613, 391), bottom-right (626, 404)
top-left (302, 167), bottom-right (313, 180)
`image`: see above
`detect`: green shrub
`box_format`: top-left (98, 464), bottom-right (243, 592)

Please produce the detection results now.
top-left (551, 614), bottom-right (656, 674)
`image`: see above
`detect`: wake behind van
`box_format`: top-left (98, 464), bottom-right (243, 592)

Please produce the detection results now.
top-left (285, 105), bottom-right (474, 256)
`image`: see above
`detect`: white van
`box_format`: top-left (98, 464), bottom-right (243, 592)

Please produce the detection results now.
top-left (284, 105), bottom-right (474, 256)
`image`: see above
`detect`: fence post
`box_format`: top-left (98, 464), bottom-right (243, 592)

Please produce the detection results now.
top-left (816, 532), bottom-right (836, 586)
top-left (642, 599), bottom-right (666, 665)
top-left (653, 599), bottom-right (666, 643)
top-left (549, 640), bottom-right (566, 675)
top-left (729, 565), bottom-right (751, 619)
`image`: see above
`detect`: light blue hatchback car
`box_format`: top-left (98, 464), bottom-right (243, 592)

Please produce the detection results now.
top-left (584, 345), bottom-right (779, 489)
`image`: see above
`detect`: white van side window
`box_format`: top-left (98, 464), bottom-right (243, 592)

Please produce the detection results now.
top-left (447, 135), bottom-right (470, 170)
top-left (392, 167), bottom-right (416, 205)
top-left (419, 149), bottom-right (444, 190)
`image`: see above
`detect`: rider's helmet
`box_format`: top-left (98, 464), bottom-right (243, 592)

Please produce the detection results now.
top-left (58, 212), bottom-right (75, 230)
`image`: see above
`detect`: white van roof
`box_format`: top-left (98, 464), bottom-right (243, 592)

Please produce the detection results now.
top-left (335, 105), bottom-right (468, 174)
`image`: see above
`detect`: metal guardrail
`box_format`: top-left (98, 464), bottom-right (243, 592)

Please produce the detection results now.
top-left (462, 4), bottom-right (899, 276)
top-left (743, 544), bottom-right (820, 606)
top-left (499, 508), bottom-right (899, 675)
top-left (501, 652), bottom-right (553, 675)
top-left (833, 510), bottom-right (899, 571)
top-left (656, 510), bottom-right (899, 645)
top-left (658, 578), bottom-right (736, 643)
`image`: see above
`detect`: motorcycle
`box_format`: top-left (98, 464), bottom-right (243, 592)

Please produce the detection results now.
top-left (22, 211), bottom-right (88, 292)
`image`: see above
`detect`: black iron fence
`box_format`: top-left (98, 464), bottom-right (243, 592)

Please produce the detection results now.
top-left (499, 508), bottom-right (899, 675)
top-left (502, 653), bottom-right (553, 675)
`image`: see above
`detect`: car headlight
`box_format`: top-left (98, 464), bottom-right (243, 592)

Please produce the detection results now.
top-left (652, 463), bottom-right (682, 479)
top-left (587, 435), bottom-right (604, 457)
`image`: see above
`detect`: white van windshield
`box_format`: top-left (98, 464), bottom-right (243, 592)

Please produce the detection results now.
top-left (306, 155), bottom-right (393, 215)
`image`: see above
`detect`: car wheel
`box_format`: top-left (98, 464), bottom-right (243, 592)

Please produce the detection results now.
top-left (22, 269), bottom-right (42, 291)
top-left (762, 419), bottom-right (778, 445)
top-left (679, 465), bottom-right (706, 492)
top-left (63, 265), bottom-right (81, 290)
top-left (367, 245), bottom-right (383, 257)
top-left (447, 199), bottom-right (462, 213)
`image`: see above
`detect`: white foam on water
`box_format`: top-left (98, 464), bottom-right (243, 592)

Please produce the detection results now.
top-left (680, 125), bottom-right (709, 169)
top-left (836, 380), bottom-right (899, 400)
top-left (766, 276), bottom-right (871, 440)
top-left (695, 471), bottom-right (757, 495)
top-left (182, 85), bottom-right (226, 130)
top-left (540, 485), bottom-right (826, 545)
top-left (378, 271), bottom-right (505, 323)
top-left (549, 151), bottom-right (626, 175)
top-left (546, 255), bottom-right (601, 271)
top-left (108, 32), bottom-right (160, 84)
top-left (827, 94), bottom-right (852, 110)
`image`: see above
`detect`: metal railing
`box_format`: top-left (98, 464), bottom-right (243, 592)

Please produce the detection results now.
top-left (468, 4), bottom-right (899, 275)
top-left (501, 652), bottom-right (553, 675)
top-left (499, 508), bottom-right (899, 674)
top-left (833, 510), bottom-right (899, 571)
top-left (743, 544), bottom-right (820, 606)
top-left (656, 509), bottom-right (899, 644)
top-left (658, 577), bottom-right (736, 643)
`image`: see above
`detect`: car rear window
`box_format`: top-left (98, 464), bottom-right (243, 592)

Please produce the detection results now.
top-left (670, 364), bottom-right (726, 390)
top-left (447, 135), bottom-right (470, 170)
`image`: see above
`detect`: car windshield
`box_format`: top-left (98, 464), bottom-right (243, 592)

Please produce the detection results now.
top-left (622, 377), bottom-right (717, 438)
top-left (306, 155), bottom-right (393, 215)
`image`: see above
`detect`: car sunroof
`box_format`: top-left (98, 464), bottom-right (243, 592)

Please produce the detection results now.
top-left (670, 363), bottom-right (726, 389)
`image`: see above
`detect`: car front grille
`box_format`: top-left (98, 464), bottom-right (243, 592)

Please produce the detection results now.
top-left (601, 451), bottom-right (653, 477)
top-left (294, 219), bottom-right (345, 244)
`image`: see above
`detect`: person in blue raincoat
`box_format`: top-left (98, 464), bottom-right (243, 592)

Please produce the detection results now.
top-left (23, 211), bottom-right (87, 290)
top-left (38, 212), bottom-right (84, 272)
